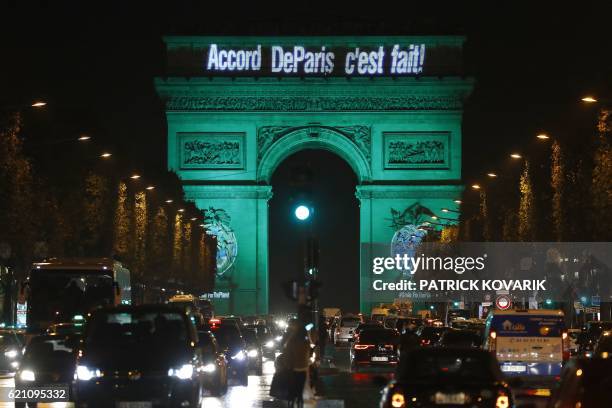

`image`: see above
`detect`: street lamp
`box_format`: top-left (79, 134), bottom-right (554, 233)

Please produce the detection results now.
top-left (165, 199), bottom-right (173, 204)
top-left (581, 96), bottom-right (598, 103)
top-left (130, 174), bottom-right (141, 180)
top-left (77, 135), bottom-right (91, 141)
top-left (145, 185), bottom-right (155, 190)
top-left (510, 153), bottom-right (522, 159)
top-left (31, 101), bottom-right (47, 108)
top-left (294, 205), bottom-right (311, 221)
top-left (453, 199), bottom-right (462, 205)
top-left (471, 184), bottom-right (481, 190)
top-left (536, 133), bottom-right (550, 140)
top-left (487, 172), bottom-right (498, 178)
top-left (100, 152), bottom-right (112, 158)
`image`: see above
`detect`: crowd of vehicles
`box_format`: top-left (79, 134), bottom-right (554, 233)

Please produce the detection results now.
top-left (4, 257), bottom-right (612, 407)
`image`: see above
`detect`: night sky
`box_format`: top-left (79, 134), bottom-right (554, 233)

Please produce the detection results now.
top-left (1, 2), bottom-right (610, 311)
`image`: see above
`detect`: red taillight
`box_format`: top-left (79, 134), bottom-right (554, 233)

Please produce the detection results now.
top-left (354, 344), bottom-right (374, 350)
top-left (209, 318), bottom-right (221, 324)
top-left (421, 339), bottom-right (430, 345)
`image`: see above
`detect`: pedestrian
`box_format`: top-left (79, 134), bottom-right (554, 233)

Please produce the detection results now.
top-left (283, 323), bottom-right (311, 408)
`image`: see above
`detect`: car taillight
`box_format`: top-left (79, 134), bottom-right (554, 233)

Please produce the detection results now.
top-left (495, 393), bottom-right (509, 408)
top-left (562, 331), bottom-right (570, 361)
top-left (354, 344), bottom-right (374, 350)
top-left (420, 339), bottom-right (430, 345)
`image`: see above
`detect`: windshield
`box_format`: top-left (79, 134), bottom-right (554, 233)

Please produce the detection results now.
top-left (29, 270), bottom-right (114, 322)
top-left (0, 333), bottom-right (21, 348)
top-left (359, 330), bottom-right (398, 344)
top-left (23, 336), bottom-right (76, 368)
top-left (341, 318), bottom-right (360, 327)
top-left (211, 325), bottom-right (243, 349)
top-left (399, 352), bottom-right (497, 383)
top-left (86, 311), bottom-right (188, 347)
top-left (242, 329), bottom-right (258, 344)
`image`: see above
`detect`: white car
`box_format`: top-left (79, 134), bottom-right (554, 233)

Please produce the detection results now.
top-left (334, 316), bottom-right (361, 345)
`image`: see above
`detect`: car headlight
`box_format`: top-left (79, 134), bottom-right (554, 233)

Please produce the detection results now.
top-left (76, 365), bottom-right (102, 381)
top-left (275, 336), bottom-right (283, 342)
top-left (231, 351), bottom-right (245, 361)
top-left (247, 349), bottom-right (258, 358)
top-left (19, 369), bottom-right (35, 382)
top-left (265, 340), bottom-right (275, 348)
top-left (202, 363), bottom-right (216, 373)
top-left (4, 349), bottom-right (19, 359)
top-left (168, 364), bottom-right (194, 380)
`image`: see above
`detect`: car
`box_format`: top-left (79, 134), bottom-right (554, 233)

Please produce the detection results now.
top-left (579, 321), bottom-right (612, 356)
top-left (15, 334), bottom-right (79, 408)
top-left (209, 322), bottom-right (249, 385)
top-left (593, 330), bottom-right (612, 357)
top-left (74, 305), bottom-right (204, 408)
top-left (350, 328), bottom-right (399, 371)
top-left (416, 326), bottom-right (449, 346)
top-left (0, 330), bottom-right (25, 375)
top-left (437, 329), bottom-right (482, 348)
top-left (241, 327), bottom-right (263, 375)
top-left (46, 322), bottom-right (84, 336)
top-left (246, 323), bottom-right (278, 358)
top-left (353, 322), bottom-right (384, 339)
top-left (379, 348), bottom-right (514, 408)
top-left (197, 330), bottom-right (228, 396)
top-left (334, 316), bottom-right (362, 345)
top-left (547, 357), bottom-right (612, 407)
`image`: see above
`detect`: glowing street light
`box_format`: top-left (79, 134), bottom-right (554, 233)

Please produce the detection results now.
top-left (31, 101), bottom-right (47, 108)
top-left (581, 96), bottom-right (598, 103)
top-left (178, 209), bottom-right (185, 213)
top-left (430, 215), bottom-right (439, 220)
top-left (190, 217), bottom-right (197, 221)
top-left (294, 205), bottom-right (311, 221)
top-left (165, 199), bottom-right (173, 204)
top-left (487, 172), bottom-right (498, 178)
top-left (130, 174), bottom-right (141, 180)
top-left (78, 135), bottom-right (91, 141)
top-left (471, 184), bottom-right (481, 190)
top-left (453, 199), bottom-right (462, 204)
top-left (510, 153), bottom-right (522, 159)
top-left (145, 185), bottom-right (155, 190)
top-left (536, 133), bottom-right (550, 140)
top-left (100, 152), bottom-right (112, 158)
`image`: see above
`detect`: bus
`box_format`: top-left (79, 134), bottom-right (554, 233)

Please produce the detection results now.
top-left (484, 309), bottom-right (569, 377)
top-left (20, 258), bottom-right (131, 334)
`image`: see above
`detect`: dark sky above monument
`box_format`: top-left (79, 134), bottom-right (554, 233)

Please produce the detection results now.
top-left (1, 2), bottom-right (610, 311)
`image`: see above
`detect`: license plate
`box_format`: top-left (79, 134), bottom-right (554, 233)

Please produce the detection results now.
top-left (371, 356), bottom-right (388, 362)
top-left (434, 392), bottom-right (466, 404)
top-left (117, 402), bottom-right (152, 408)
top-left (501, 364), bottom-right (527, 372)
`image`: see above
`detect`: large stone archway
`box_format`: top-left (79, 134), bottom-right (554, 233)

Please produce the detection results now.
top-left (156, 36), bottom-right (473, 314)
top-left (257, 125), bottom-right (372, 183)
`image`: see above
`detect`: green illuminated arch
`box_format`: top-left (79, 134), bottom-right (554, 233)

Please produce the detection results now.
top-left (257, 126), bottom-right (372, 183)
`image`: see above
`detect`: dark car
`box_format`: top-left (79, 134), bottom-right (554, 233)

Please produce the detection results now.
top-left (0, 330), bottom-right (24, 375)
top-left (579, 321), bottom-right (612, 355)
top-left (379, 348), bottom-right (513, 408)
top-left (437, 329), bottom-right (482, 348)
top-left (15, 334), bottom-right (79, 407)
top-left (197, 331), bottom-right (228, 396)
top-left (246, 324), bottom-right (277, 357)
top-left (417, 326), bottom-right (449, 346)
top-left (350, 328), bottom-right (399, 371)
top-left (241, 327), bottom-right (263, 375)
top-left (209, 323), bottom-right (249, 385)
top-left (547, 358), bottom-right (612, 407)
top-left (46, 322), bottom-right (84, 336)
top-left (74, 305), bottom-right (204, 408)
top-left (593, 332), bottom-right (612, 357)
top-left (353, 322), bottom-right (384, 339)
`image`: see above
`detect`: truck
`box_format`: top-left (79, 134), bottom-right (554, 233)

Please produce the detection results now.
top-left (20, 258), bottom-right (131, 334)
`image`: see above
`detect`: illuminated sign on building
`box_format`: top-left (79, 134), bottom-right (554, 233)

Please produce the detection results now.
top-left (205, 43), bottom-right (426, 76)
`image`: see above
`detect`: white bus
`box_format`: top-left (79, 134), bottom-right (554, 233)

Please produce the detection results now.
top-left (483, 309), bottom-right (569, 377)
top-left (21, 258), bottom-right (131, 334)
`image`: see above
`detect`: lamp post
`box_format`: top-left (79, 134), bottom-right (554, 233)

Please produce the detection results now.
top-left (293, 204), bottom-right (320, 330)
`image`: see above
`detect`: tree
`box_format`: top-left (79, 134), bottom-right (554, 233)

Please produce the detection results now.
top-left (591, 109), bottom-right (612, 240)
top-left (550, 140), bottom-right (567, 241)
top-left (518, 160), bottom-right (536, 241)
